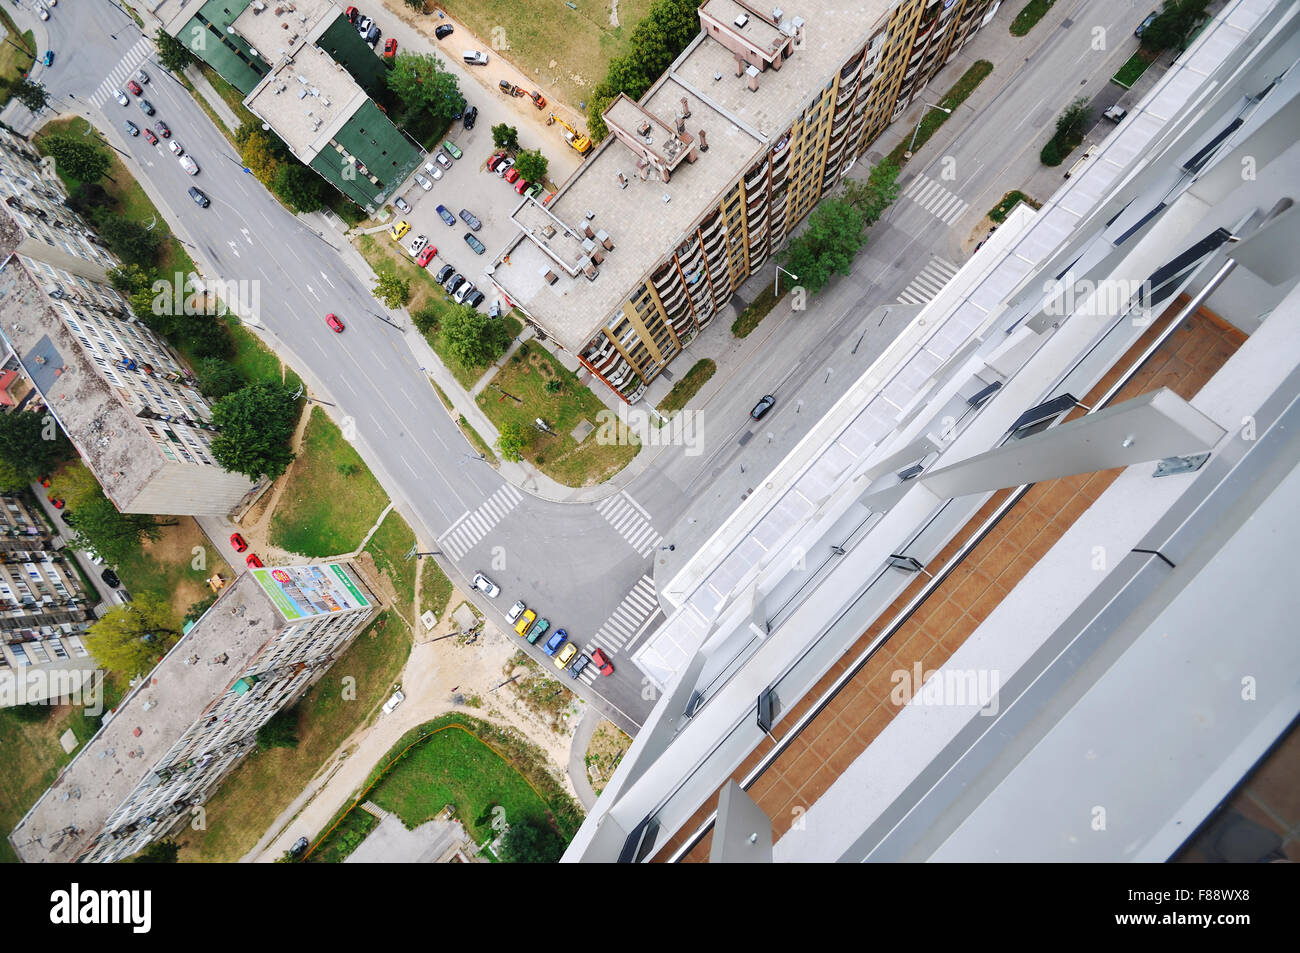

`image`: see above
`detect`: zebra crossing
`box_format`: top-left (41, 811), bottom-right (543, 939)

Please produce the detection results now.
top-left (903, 172), bottom-right (970, 225)
top-left (898, 255), bottom-right (959, 306)
top-left (88, 38), bottom-right (155, 109)
top-left (574, 575), bottom-right (662, 683)
top-left (436, 484), bottom-right (524, 560)
top-left (596, 491), bottom-right (663, 557)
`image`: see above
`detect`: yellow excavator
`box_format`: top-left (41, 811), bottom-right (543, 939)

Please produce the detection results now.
top-left (548, 114), bottom-right (592, 155)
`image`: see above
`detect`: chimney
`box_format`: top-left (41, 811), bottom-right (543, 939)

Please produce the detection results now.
top-left (680, 96), bottom-right (691, 119)
top-left (676, 115), bottom-right (685, 134)
top-left (597, 229), bottom-right (614, 251)
top-left (735, 55), bottom-right (746, 77)
top-left (591, 248), bottom-right (605, 265)
top-left (583, 222), bottom-right (596, 239)
top-left (746, 64), bottom-right (760, 92)
top-left (584, 262), bottom-right (599, 281)
top-left (542, 268), bottom-right (558, 285)
top-left (637, 159), bottom-right (649, 181)
top-left (617, 172), bottom-right (628, 189)
top-left (792, 16), bottom-right (805, 44)
top-left (698, 129), bottom-right (709, 152)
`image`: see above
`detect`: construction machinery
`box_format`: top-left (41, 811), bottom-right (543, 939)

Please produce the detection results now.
top-left (498, 80), bottom-right (526, 97)
top-left (530, 90), bottom-right (547, 110)
top-left (548, 114), bottom-right (592, 155)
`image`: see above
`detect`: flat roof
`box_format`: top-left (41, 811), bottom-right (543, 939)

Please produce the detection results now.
top-left (231, 0), bottom-right (336, 56)
top-left (244, 43), bottom-right (370, 161)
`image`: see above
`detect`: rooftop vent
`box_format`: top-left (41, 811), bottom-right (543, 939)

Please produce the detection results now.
top-left (637, 120), bottom-right (651, 137)
top-left (617, 171), bottom-right (628, 189)
top-left (714, 71), bottom-right (722, 82)
top-left (772, 7), bottom-right (784, 22)
top-left (584, 262), bottom-right (599, 281)
top-left (542, 267), bottom-right (558, 285)
top-left (585, 209), bottom-right (596, 220)
top-left (662, 193), bottom-right (671, 203)
top-left (541, 224), bottom-right (556, 239)
top-left (734, 13), bottom-right (749, 27)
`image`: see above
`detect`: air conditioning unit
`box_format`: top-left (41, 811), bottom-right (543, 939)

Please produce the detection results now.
top-left (734, 13), bottom-right (749, 27)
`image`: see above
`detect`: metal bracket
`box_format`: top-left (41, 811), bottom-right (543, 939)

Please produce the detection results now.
top-left (1152, 452), bottom-right (1210, 478)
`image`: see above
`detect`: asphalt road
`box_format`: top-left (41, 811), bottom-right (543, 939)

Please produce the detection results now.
top-left (1, 0), bottom-right (1147, 735)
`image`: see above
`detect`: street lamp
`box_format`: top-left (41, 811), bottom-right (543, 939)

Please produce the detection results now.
top-left (775, 264), bottom-right (799, 297)
top-left (903, 101), bottom-right (952, 160)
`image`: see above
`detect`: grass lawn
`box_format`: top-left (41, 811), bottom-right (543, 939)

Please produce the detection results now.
top-left (1010, 0), bottom-right (1055, 36)
top-left (658, 359), bottom-right (715, 415)
top-left (225, 317), bottom-right (297, 387)
top-left (355, 234), bottom-right (523, 390)
top-left (435, 0), bottom-right (656, 114)
top-left (888, 60), bottom-right (994, 166)
top-left (988, 190), bottom-right (1042, 223)
top-left (0, 11), bottom-right (35, 83)
top-left (363, 510), bottom-right (417, 623)
top-left (177, 609), bottom-right (411, 862)
top-left (732, 283), bottom-right (789, 338)
top-left (458, 414), bottom-right (497, 464)
top-left (269, 406), bottom-right (389, 557)
top-left (0, 676), bottom-right (123, 864)
top-left (115, 519), bottom-right (232, 621)
top-left (419, 556), bottom-right (453, 619)
top-left (476, 342), bottom-right (639, 486)
top-left (1113, 51), bottom-right (1156, 89)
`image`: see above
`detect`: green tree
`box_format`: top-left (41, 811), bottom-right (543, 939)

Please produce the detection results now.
top-left (65, 496), bottom-right (166, 567)
top-left (499, 815), bottom-right (565, 863)
top-left (441, 304), bottom-right (511, 367)
top-left (373, 273), bottom-right (410, 308)
top-left (133, 839), bottom-right (180, 863)
top-left (238, 128), bottom-right (284, 186)
top-left (177, 316), bottom-right (233, 360)
top-left (1141, 0), bottom-right (1208, 53)
top-left (91, 213), bottom-right (162, 267)
top-left (513, 148), bottom-right (547, 186)
top-left (1054, 96), bottom-right (1092, 142)
top-left (7, 78), bottom-right (49, 114)
top-left (272, 163), bottom-right (324, 213)
top-left (57, 465), bottom-right (103, 509)
top-left (195, 358), bottom-right (247, 399)
top-left (412, 306), bottom-right (439, 336)
top-left (403, 0), bottom-right (425, 9)
top-left (84, 594), bottom-right (183, 679)
top-left (781, 198), bottom-right (867, 294)
top-left (255, 707), bottom-right (300, 751)
top-left (42, 135), bottom-right (111, 184)
top-left (844, 160), bottom-right (901, 225)
top-left (156, 29), bottom-right (196, 72)
top-left (0, 410), bottom-right (70, 481)
top-left (387, 53), bottom-right (465, 126)
top-left (209, 381), bottom-right (300, 480)
top-left (108, 264), bottom-right (153, 297)
top-left (496, 422), bottom-right (530, 463)
top-left (491, 123), bottom-right (519, 152)
top-left (0, 459), bottom-right (29, 492)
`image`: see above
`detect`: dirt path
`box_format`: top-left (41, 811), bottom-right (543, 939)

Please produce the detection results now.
top-left (231, 404), bottom-right (316, 559)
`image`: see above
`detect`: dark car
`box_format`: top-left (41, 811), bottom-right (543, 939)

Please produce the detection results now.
top-left (1135, 11), bottom-right (1158, 37)
top-left (465, 289), bottom-right (485, 309)
top-left (124, 120), bottom-right (139, 137)
top-left (101, 568), bottom-right (121, 588)
top-left (569, 655), bottom-right (590, 680)
top-left (435, 23), bottom-right (454, 40)
top-left (463, 105), bottom-right (478, 129)
top-left (138, 99), bottom-right (155, 116)
top-left (435, 204), bottom-right (456, 227)
top-left (188, 186), bottom-right (210, 208)
top-left (464, 233), bottom-right (486, 254)
top-left (154, 121), bottom-right (170, 138)
top-left (750, 394), bottom-right (776, 420)
top-left (444, 273), bottom-right (465, 295)
top-left (458, 208), bottom-right (481, 231)
top-left (290, 836), bottom-right (309, 858)
top-left (435, 263), bottom-right (454, 284)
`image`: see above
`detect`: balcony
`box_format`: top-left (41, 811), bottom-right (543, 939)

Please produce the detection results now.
top-left (745, 163), bottom-right (770, 191)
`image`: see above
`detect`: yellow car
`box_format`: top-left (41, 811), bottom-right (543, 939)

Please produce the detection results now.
top-left (514, 608), bottom-right (536, 637)
top-left (554, 642), bottom-right (578, 671)
top-left (390, 220), bottom-right (410, 240)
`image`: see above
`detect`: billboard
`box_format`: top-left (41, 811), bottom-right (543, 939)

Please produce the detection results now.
top-left (251, 564), bottom-right (371, 621)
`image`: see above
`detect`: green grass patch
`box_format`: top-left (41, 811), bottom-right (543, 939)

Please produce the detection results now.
top-left (363, 511), bottom-right (417, 624)
top-left (269, 406), bottom-right (388, 557)
top-left (1113, 51), bottom-right (1156, 89)
top-left (0, 10), bottom-right (35, 83)
top-left (476, 344), bottom-right (639, 487)
top-left (657, 359), bottom-right (716, 415)
top-left (114, 518), bottom-right (232, 621)
top-left (888, 60), bottom-right (994, 165)
top-left (1010, 0), bottom-right (1055, 36)
top-left (429, 378), bottom-right (454, 412)
top-left (458, 414), bottom-right (497, 464)
top-left (988, 190), bottom-right (1042, 223)
top-left (178, 609), bottom-right (411, 862)
top-left (732, 283), bottom-right (790, 338)
top-left (419, 557), bottom-right (453, 619)
top-left (224, 318), bottom-right (293, 386)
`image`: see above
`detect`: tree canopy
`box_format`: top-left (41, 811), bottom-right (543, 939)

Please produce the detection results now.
top-left (155, 29), bottom-right (196, 72)
top-left (513, 149), bottom-right (548, 186)
top-left (496, 422), bottom-right (529, 463)
top-left (65, 495), bottom-right (165, 567)
top-left (42, 135), bottom-right (111, 184)
top-left (387, 53), bottom-right (465, 127)
top-left (0, 411), bottom-right (70, 481)
top-left (84, 594), bottom-right (183, 679)
top-left (781, 199), bottom-right (867, 295)
top-left (499, 816), bottom-right (565, 863)
top-left (373, 273), bottom-right (410, 309)
top-left (491, 124), bottom-right (519, 152)
top-left (441, 304), bottom-right (512, 368)
top-left (209, 381), bottom-right (300, 481)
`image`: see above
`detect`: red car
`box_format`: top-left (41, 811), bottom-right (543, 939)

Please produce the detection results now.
top-left (47, 495), bottom-right (65, 510)
top-left (143, 128), bottom-right (158, 146)
top-left (416, 245), bottom-right (436, 267)
top-left (514, 177), bottom-right (529, 195)
top-left (383, 38), bottom-right (397, 58)
top-left (325, 313), bottom-right (344, 333)
top-left (246, 553), bottom-right (263, 568)
top-left (486, 151), bottom-right (506, 172)
top-left (229, 532), bottom-right (248, 553)
top-left (126, 80), bottom-right (142, 96)
top-left (503, 167), bottom-right (521, 184)
top-left (591, 647), bottom-right (614, 676)
top-left (39, 475), bottom-right (51, 487)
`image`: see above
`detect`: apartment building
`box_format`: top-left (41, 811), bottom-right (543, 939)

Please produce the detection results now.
top-left (10, 562), bottom-right (378, 863)
top-left (159, 0), bottom-right (423, 211)
top-left (564, 0), bottom-right (1300, 862)
top-left (493, 0), bottom-right (999, 402)
top-left (0, 493), bottom-right (97, 709)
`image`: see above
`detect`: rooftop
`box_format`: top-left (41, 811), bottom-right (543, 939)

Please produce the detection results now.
top-left (231, 0), bottom-right (336, 57)
top-left (244, 42), bottom-right (371, 161)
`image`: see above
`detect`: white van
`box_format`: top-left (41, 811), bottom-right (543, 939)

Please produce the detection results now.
top-left (463, 50), bottom-right (489, 66)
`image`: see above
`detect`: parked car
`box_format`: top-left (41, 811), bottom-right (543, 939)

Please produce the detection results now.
top-left (471, 572), bottom-right (500, 598)
top-left (433, 152), bottom-right (452, 170)
top-left (38, 475), bottom-right (50, 487)
top-left (495, 157), bottom-right (515, 178)
top-left (230, 533), bottom-right (248, 552)
top-left (1103, 104), bottom-right (1128, 122)
top-left (154, 121), bottom-right (170, 138)
top-left (127, 80), bottom-right (142, 95)
top-left (413, 172), bottom-right (433, 191)
top-left (169, 140), bottom-right (184, 156)
top-left (554, 642), bottom-right (579, 670)
top-left (246, 553), bottom-right (264, 568)
top-left (423, 161), bottom-right (444, 180)
top-left (458, 208), bottom-right (481, 231)
top-left (142, 128), bottom-right (158, 146)
top-left (85, 550), bottom-right (106, 567)
top-left (344, 5), bottom-right (358, 24)
top-left (416, 245), bottom-right (437, 267)
top-left (750, 394), bottom-right (776, 420)
top-left (590, 647), bottom-right (615, 676)
top-left (47, 495), bottom-right (65, 509)
top-left (464, 233), bottom-right (486, 255)
top-left (188, 186), bottom-right (210, 207)
top-left (382, 689), bottom-right (405, 714)
top-left (364, 25), bottom-right (380, 47)
top-left (180, 155), bottom-right (200, 175)
top-left (527, 617), bottom-right (550, 645)
top-left (325, 312), bottom-right (344, 333)
top-left (124, 120), bottom-right (139, 137)
top-left (525, 181), bottom-right (544, 199)
top-left (453, 281), bottom-right (475, 305)
top-left (465, 289), bottom-right (485, 309)
top-left (138, 99), bottom-right (155, 116)
top-left (390, 219), bottom-right (410, 240)
top-left (356, 15), bottom-right (373, 34)
top-left (37, 6), bottom-right (47, 19)
top-left (383, 38), bottom-right (397, 59)
top-left (136, 68), bottom-right (149, 85)
top-left (503, 167), bottom-right (521, 184)
top-left (290, 836), bottom-right (310, 858)
top-left (435, 23), bottom-right (453, 39)
top-left (542, 629), bottom-right (567, 657)
top-left (435, 204), bottom-right (456, 227)
top-left (444, 273), bottom-right (465, 295)
top-left (514, 177), bottom-right (530, 195)
top-left (114, 89), bottom-right (128, 107)
top-left (514, 608), bottom-right (537, 637)
top-left (435, 263), bottom-right (455, 285)
top-left (109, 589), bottom-right (133, 606)
top-left (506, 600), bottom-right (526, 624)
top-left (42, 50), bottom-right (54, 67)
top-left (1135, 10), bottom-right (1158, 37)
top-left (101, 568), bottom-right (121, 588)
top-left (569, 655), bottom-right (590, 679)
top-left (407, 233), bottom-right (428, 256)
top-left (487, 152), bottom-right (507, 173)
top-left (462, 50), bottom-right (489, 66)
top-left (462, 106), bottom-right (478, 129)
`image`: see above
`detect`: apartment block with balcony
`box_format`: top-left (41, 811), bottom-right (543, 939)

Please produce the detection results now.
top-left (493, 0), bottom-right (997, 402)
top-left (10, 562), bottom-right (378, 863)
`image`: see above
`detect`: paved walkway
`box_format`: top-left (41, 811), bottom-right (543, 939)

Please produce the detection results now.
top-left (567, 707), bottom-right (601, 811)
top-left (182, 63), bottom-right (242, 134)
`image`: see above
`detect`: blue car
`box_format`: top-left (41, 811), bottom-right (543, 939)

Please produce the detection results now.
top-left (43, 51), bottom-right (54, 67)
top-left (543, 628), bottom-right (567, 657)
top-left (436, 204), bottom-right (456, 227)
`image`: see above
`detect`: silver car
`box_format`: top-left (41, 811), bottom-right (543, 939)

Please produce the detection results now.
top-left (413, 172), bottom-right (433, 191)
top-left (472, 572), bottom-right (500, 598)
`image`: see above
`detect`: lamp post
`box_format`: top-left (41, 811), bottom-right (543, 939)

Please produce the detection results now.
top-left (774, 264), bottom-right (799, 297)
top-left (903, 101), bottom-right (952, 160)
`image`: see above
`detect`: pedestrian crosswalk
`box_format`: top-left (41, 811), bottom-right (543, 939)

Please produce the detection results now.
top-left (573, 575), bottom-right (662, 683)
top-left (596, 491), bottom-right (663, 557)
top-left (436, 484), bottom-right (524, 560)
top-left (903, 172), bottom-right (970, 225)
top-left (898, 255), bottom-right (959, 305)
top-left (89, 38), bottom-right (155, 109)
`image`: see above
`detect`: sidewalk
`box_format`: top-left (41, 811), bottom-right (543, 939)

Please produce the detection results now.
top-left (182, 63), bottom-right (242, 134)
